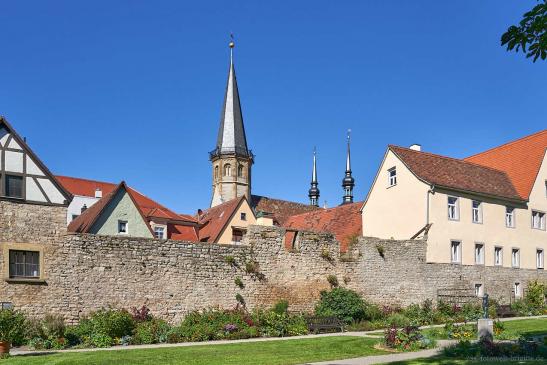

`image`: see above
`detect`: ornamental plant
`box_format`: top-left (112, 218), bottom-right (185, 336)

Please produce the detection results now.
top-left (0, 309), bottom-right (27, 346)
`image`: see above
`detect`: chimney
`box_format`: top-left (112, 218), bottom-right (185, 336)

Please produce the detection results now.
top-left (81, 204), bottom-right (88, 213)
top-left (197, 209), bottom-right (203, 220)
top-left (409, 144), bottom-right (422, 151)
top-left (95, 188), bottom-right (102, 198)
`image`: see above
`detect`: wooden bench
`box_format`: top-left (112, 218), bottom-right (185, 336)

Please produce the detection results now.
top-left (496, 304), bottom-right (517, 318)
top-left (306, 316), bottom-right (345, 334)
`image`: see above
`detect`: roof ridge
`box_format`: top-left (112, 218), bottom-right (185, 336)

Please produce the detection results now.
top-left (251, 194), bottom-right (313, 208)
top-left (465, 129), bottom-right (547, 160)
top-left (56, 175), bottom-right (116, 187)
top-left (286, 201), bottom-right (363, 220)
top-left (389, 145), bottom-right (513, 175)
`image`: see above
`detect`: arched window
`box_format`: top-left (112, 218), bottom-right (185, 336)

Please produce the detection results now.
top-left (224, 164), bottom-right (231, 176)
top-left (237, 165), bottom-right (244, 178)
top-left (214, 166), bottom-right (219, 179)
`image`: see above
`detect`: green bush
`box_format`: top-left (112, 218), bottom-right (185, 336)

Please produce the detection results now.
top-left (315, 288), bottom-right (368, 324)
top-left (66, 308), bottom-right (135, 347)
top-left (90, 333), bottom-right (114, 348)
top-left (254, 310), bottom-right (308, 337)
top-left (178, 308), bottom-right (256, 342)
top-left (525, 280), bottom-right (546, 314)
top-left (384, 313), bottom-right (411, 327)
top-left (0, 309), bottom-right (27, 346)
top-left (272, 300), bottom-right (289, 315)
top-left (132, 318), bottom-right (170, 345)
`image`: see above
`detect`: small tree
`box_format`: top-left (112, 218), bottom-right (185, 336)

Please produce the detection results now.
top-left (0, 309), bottom-right (27, 346)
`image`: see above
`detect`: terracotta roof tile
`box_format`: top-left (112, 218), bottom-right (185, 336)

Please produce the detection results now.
top-left (198, 196), bottom-right (246, 242)
top-left (57, 175), bottom-right (196, 223)
top-left (284, 201), bottom-right (363, 252)
top-left (464, 130), bottom-right (547, 200)
top-left (250, 195), bottom-right (319, 225)
top-left (68, 181), bottom-right (154, 237)
top-left (390, 146), bottom-right (523, 202)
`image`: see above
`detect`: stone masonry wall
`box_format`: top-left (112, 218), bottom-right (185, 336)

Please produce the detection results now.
top-left (1, 215), bottom-right (546, 324)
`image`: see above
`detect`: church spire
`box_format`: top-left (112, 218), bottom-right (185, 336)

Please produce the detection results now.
top-left (213, 35), bottom-right (250, 158)
top-left (209, 36), bottom-right (253, 207)
top-left (341, 130), bottom-right (355, 204)
top-left (308, 148), bottom-right (320, 206)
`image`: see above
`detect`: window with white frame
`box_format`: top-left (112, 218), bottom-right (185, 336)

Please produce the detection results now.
top-left (472, 200), bottom-right (482, 223)
top-left (448, 197), bottom-right (459, 220)
top-left (475, 243), bottom-right (484, 264)
top-left (118, 220), bottom-right (128, 234)
top-left (474, 283), bottom-right (483, 297)
top-left (505, 207), bottom-right (515, 228)
top-left (450, 240), bottom-right (461, 263)
top-left (514, 282), bottom-right (521, 298)
top-left (388, 167), bottom-right (397, 187)
top-left (537, 249), bottom-right (544, 269)
top-left (154, 226), bottom-right (165, 239)
top-left (532, 210), bottom-right (546, 230)
top-left (511, 248), bottom-right (520, 268)
top-left (494, 246), bottom-right (503, 266)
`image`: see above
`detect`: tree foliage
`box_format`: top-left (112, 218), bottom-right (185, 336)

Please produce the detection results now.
top-left (501, 1), bottom-right (547, 62)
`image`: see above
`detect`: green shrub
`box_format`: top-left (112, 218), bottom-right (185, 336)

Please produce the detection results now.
top-left (384, 325), bottom-right (435, 351)
top-left (234, 277), bottom-right (244, 288)
top-left (272, 300), bottom-right (289, 315)
top-left (0, 309), bottom-right (27, 346)
top-left (326, 275), bottom-right (339, 288)
top-left (254, 310), bottom-right (308, 337)
top-left (385, 313), bottom-right (411, 327)
top-left (68, 308), bottom-right (135, 347)
top-left (245, 261), bottom-right (259, 274)
top-left (224, 256), bottom-right (236, 266)
top-left (315, 288), bottom-right (371, 324)
top-left (178, 308), bottom-right (256, 342)
top-left (525, 280), bottom-right (546, 313)
top-left (90, 333), bottom-right (114, 348)
top-left (132, 319), bottom-right (171, 345)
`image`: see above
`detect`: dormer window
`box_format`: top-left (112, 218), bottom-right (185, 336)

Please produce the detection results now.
top-left (387, 167), bottom-right (397, 187)
top-left (154, 226), bottom-right (165, 239)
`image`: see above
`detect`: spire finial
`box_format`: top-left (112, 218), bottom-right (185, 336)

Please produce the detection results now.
top-left (229, 33), bottom-right (235, 63)
top-left (309, 147), bottom-right (320, 206)
top-left (341, 129), bottom-right (355, 205)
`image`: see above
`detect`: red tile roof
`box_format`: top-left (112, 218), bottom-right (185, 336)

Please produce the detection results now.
top-left (68, 181), bottom-right (154, 236)
top-left (284, 201), bottom-right (363, 252)
top-left (56, 175), bottom-right (196, 224)
top-left (197, 196), bottom-right (247, 243)
top-left (464, 130), bottom-right (547, 200)
top-left (390, 146), bottom-right (523, 202)
top-left (251, 195), bottom-right (319, 225)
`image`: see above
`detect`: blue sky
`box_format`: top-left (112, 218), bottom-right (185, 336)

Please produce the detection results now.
top-left (1, 1), bottom-right (545, 213)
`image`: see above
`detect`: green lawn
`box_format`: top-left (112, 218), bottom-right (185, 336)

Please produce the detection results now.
top-left (4, 337), bottom-right (385, 365)
top-left (421, 318), bottom-right (547, 340)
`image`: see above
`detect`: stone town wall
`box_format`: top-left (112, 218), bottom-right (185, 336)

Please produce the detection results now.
top-left (1, 217), bottom-right (546, 324)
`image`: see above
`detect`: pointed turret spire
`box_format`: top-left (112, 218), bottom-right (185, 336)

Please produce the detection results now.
top-left (309, 148), bottom-right (320, 206)
top-left (209, 36), bottom-right (254, 207)
top-left (213, 35), bottom-right (251, 158)
top-left (341, 130), bottom-right (355, 205)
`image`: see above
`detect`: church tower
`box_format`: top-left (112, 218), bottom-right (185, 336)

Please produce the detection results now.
top-left (210, 39), bottom-right (253, 207)
top-left (341, 130), bottom-right (355, 204)
top-left (308, 148), bottom-right (320, 206)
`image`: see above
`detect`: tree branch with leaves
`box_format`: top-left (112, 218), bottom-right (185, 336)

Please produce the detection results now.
top-left (501, 0), bottom-right (546, 62)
